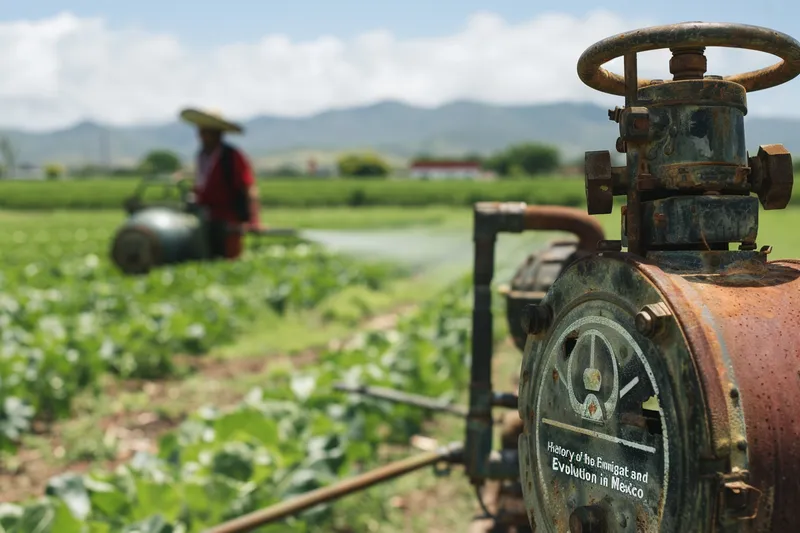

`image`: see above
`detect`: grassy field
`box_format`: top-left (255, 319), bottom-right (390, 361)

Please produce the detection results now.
top-left (0, 175), bottom-right (586, 209)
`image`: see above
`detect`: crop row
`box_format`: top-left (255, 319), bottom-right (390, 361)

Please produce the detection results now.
top-left (0, 277), bottom-right (474, 533)
top-left (0, 176), bottom-right (586, 210)
top-left (0, 230), bottom-right (402, 452)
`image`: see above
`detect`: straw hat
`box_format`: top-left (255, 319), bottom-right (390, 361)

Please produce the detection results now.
top-left (179, 107), bottom-right (244, 133)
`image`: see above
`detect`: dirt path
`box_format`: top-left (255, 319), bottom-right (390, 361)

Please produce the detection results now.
top-left (0, 304), bottom-right (417, 503)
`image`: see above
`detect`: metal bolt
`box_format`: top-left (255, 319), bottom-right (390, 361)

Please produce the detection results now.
top-left (635, 311), bottom-right (654, 336)
top-left (729, 386), bottom-right (740, 400)
top-left (635, 302), bottom-right (672, 338)
top-left (585, 150), bottom-right (614, 215)
top-left (615, 137), bottom-right (627, 153)
top-left (607, 107), bottom-right (623, 123)
top-left (737, 439), bottom-right (748, 451)
top-left (751, 144), bottom-right (794, 210)
top-left (521, 304), bottom-right (552, 335)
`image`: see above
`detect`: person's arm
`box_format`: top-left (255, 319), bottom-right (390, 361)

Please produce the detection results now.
top-left (233, 149), bottom-right (262, 229)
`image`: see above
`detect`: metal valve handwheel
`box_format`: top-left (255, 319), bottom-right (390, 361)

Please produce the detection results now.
top-left (577, 22), bottom-right (800, 94)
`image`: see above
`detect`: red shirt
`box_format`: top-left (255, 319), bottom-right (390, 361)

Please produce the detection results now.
top-left (194, 144), bottom-right (256, 223)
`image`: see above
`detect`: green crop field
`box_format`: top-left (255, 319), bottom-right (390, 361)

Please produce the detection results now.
top-left (0, 176), bottom-right (586, 209)
top-left (0, 205), bottom-right (503, 532)
top-left (0, 183), bottom-right (799, 532)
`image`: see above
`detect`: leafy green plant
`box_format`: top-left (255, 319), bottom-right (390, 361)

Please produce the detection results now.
top-left (0, 278), bottom-right (473, 532)
top-left (0, 226), bottom-right (403, 452)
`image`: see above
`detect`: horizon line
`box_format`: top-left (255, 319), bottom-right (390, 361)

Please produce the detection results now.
top-left (2, 98), bottom-right (798, 134)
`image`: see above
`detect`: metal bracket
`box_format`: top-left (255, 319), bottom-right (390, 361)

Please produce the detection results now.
top-left (718, 470), bottom-right (761, 521)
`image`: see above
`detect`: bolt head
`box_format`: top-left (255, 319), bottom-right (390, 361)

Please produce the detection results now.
top-left (752, 144), bottom-right (793, 210)
top-left (635, 303), bottom-right (672, 338)
top-left (584, 151), bottom-right (614, 215)
top-left (635, 310), bottom-right (654, 336)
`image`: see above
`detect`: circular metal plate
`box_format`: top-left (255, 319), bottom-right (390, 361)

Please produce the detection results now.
top-left (533, 304), bottom-right (668, 531)
top-left (111, 227), bottom-right (158, 274)
top-left (519, 255), bottom-right (714, 533)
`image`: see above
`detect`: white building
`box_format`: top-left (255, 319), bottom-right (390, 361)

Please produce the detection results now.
top-left (409, 161), bottom-right (483, 180)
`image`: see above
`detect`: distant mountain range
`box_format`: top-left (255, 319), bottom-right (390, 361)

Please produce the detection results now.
top-left (2, 100), bottom-right (799, 168)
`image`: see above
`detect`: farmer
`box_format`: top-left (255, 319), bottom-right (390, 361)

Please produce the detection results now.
top-left (179, 108), bottom-right (262, 260)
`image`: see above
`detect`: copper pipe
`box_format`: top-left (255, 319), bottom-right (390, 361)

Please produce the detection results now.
top-left (522, 205), bottom-right (605, 252)
top-left (204, 444), bottom-right (463, 533)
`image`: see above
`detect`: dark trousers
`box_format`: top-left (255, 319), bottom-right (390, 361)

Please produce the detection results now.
top-left (205, 219), bottom-right (229, 259)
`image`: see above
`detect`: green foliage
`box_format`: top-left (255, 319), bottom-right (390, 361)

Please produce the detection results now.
top-left (336, 153), bottom-right (390, 178)
top-left (0, 226), bottom-right (401, 452)
top-left (260, 164), bottom-right (303, 178)
top-left (411, 153), bottom-right (484, 165)
top-left (139, 150), bottom-right (182, 175)
top-left (0, 176), bottom-right (586, 209)
top-left (484, 142), bottom-right (561, 177)
top-left (44, 163), bottom-right (65, 180)
top-left (2, 278), bottom-right (473, 532)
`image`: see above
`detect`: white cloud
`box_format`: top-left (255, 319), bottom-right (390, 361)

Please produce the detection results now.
top-left (0, 11), bottom-right (797, 130)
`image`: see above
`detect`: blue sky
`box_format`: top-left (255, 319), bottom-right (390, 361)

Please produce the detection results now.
top-left (3, 0), bottom-right (796, 47)
top-left (2, 1), bottom-right (800, 128)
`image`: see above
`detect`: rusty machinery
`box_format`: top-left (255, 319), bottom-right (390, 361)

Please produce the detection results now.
top-left (519, 21), bottom-right (800, 533)
top-left (205, 21), bottom-right (800, 533)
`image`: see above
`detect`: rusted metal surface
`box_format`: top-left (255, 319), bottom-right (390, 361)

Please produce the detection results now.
top-left (638, 256), bottom-right (800, 531)
top-left (522, 205), bottom-right (605, 252)
top-left (501, 240), bottom-right (581, 352)
top-left (582, 38), bottom-right (793, 255)
top-left (749, 144), bottom-right (794, 210)
top-left (585, 151), bottom-right (615, 215)
top-left (204, 443), bottom-right (464, 533)
top-left (519, 250), bottom-right (800, 532)
top-left (642, 196), bottom-right (758, 247)
top-left (669, 47), bottom-right (707, 80)
top-left (520, 21), bottom-right (800, 532)
top-left (577, 22), bottom-right (800, 96)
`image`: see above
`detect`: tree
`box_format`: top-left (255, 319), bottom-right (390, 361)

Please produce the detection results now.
top-left (139, 149), bottom-right (182, 175)
top-left (484, 143), bottom-right (561, 177)
top-left (44, 163), bottom-right (64, 180)
top-left (336, 153), bottom-right (390, 178)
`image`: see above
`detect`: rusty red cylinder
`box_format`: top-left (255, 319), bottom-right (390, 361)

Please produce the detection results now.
top-left (518, 250), bottom-right (800, 532)
top-left (639, 256), bottom-right (800, 531)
